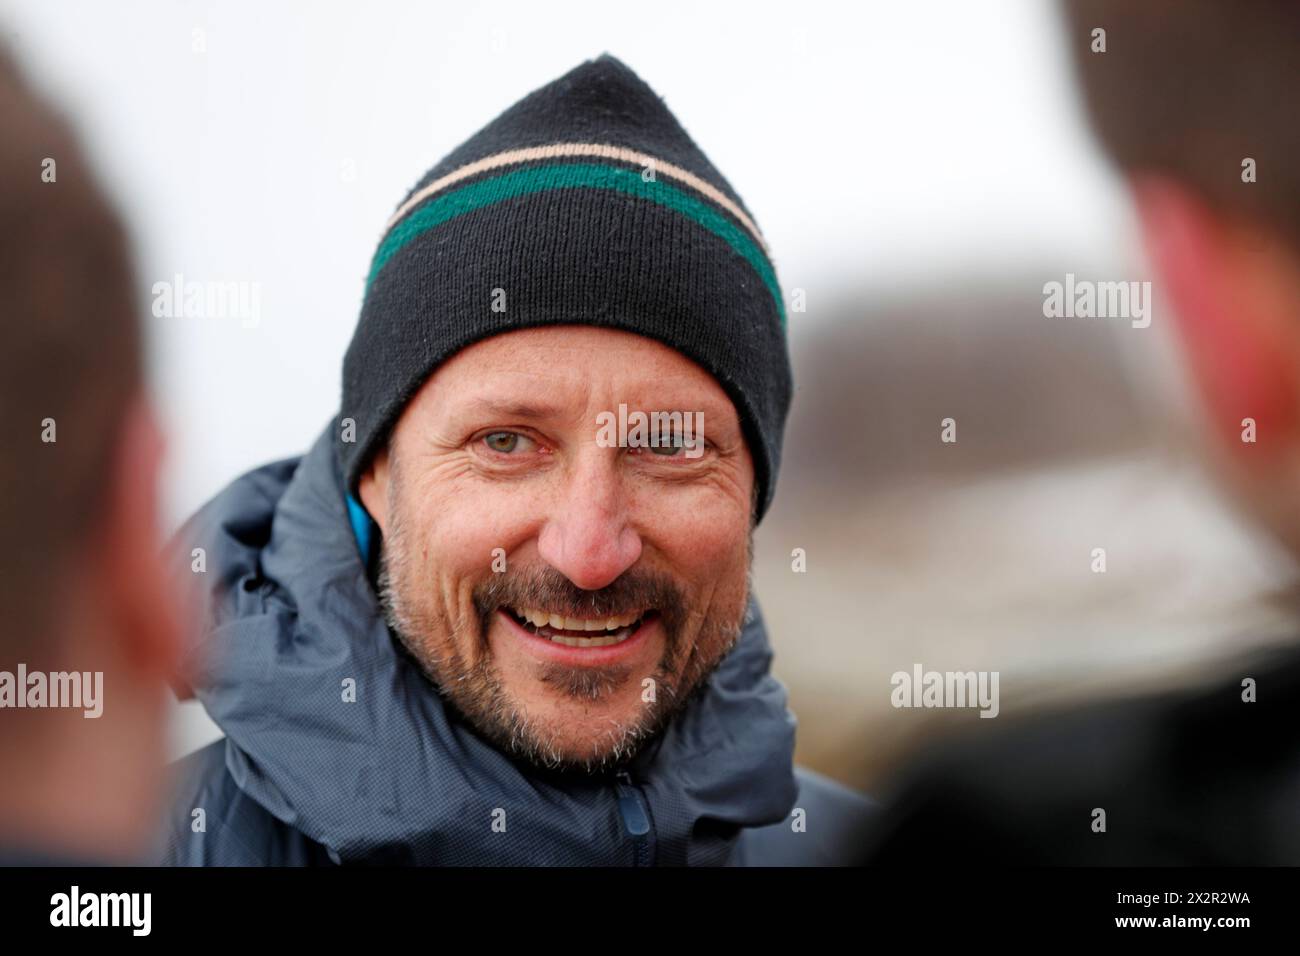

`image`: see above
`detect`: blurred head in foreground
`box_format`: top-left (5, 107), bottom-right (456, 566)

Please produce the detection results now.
top-left (857, 0), bottom-right (1300, 868)
top-left (0, 44), bottom-right (180, 863)
top-left (1064, 0), bottom-right (1300, 553)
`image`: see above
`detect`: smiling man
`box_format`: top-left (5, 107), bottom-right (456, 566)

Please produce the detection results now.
top-left (364, 326), bottom-right (757, 773)
top-left (162, 54), bottom-right (872, 866)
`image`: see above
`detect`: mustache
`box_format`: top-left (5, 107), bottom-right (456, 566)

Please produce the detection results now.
top-left (473, 566), bottom-right (686, 630)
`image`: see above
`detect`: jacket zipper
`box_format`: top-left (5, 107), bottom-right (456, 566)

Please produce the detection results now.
top-left (614, 770), bottom-right (652, 866)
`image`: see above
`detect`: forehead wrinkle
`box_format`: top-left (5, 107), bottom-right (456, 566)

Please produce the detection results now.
top-left (424, 335), bottom-right (740, 434)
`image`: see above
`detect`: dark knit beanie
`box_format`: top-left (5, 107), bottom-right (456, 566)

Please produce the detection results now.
top-left (339, 53), bottom-right (792, 521)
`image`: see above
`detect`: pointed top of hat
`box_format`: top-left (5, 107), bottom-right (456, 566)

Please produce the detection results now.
top-left (401, 53), bottom-right (758, 228)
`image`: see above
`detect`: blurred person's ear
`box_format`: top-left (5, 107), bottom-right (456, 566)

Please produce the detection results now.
top-left (1134, 175), bottom-right (1300, 555)
top-left (1133, 175), bottom-right (1300, 455)
top-left (91, 398), bottom-right (183, 682)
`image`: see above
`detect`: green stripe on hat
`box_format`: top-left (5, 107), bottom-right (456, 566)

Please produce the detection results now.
top-left (367, 161), bottom-right (786, 329)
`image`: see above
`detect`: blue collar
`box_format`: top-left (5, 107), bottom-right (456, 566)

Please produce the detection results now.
top-left (345, 493), bottom-right (374, 567)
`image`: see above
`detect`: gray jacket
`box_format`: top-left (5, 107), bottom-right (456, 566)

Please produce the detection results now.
top-left (160, 421), bottom-right (872, 866)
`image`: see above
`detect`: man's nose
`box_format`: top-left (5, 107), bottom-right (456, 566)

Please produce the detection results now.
top-left (536, 460), bottom-right (642, 591)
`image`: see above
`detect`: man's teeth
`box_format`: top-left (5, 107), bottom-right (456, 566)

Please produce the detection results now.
top-left (516, 608), bottom-right (641, 632)
top-left (512, 607), bottom-right (643, 647)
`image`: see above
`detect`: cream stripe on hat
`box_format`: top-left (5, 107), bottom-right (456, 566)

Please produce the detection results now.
top-left (384, 142), bottom-right (769, 255)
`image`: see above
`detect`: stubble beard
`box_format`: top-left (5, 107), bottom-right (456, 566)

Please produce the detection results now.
top-left (372, 464), bottom-right (752, 775)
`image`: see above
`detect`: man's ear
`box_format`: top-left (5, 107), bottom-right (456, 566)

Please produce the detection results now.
top-left (95, 398), bottom-right (183, 681)
top-left (1131, 175), bottom-right (1300, 458)
top-left (357, 444), bottom-right (391, 536)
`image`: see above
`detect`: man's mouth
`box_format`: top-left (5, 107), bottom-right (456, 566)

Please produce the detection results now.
top-left (505, 607), bottom-right (654, 648)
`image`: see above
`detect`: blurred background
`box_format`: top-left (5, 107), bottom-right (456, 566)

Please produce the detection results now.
top-left (5, 0), bottom-right (1294, 792)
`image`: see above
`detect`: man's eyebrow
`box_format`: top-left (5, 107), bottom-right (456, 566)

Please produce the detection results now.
top-left (460, 397), bottom-right (563, 420)
top-left (455, 395), bottom-right (740, 432)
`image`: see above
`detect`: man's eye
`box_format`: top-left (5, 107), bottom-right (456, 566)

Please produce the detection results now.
top-left (644, 437), bottom-right (707, 460)
top-left (482, 431), bottom-right (530, 454)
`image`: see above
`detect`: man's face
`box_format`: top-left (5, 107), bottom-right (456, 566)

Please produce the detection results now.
top-left (358, 326), bottom-right (756, 773)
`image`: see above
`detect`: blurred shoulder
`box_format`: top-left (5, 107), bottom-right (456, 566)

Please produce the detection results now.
top-left (860, 641), bottom-right (1300, 865)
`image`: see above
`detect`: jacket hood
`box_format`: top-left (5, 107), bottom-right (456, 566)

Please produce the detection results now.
top-left (173, 419), bottom-right (799, 865)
